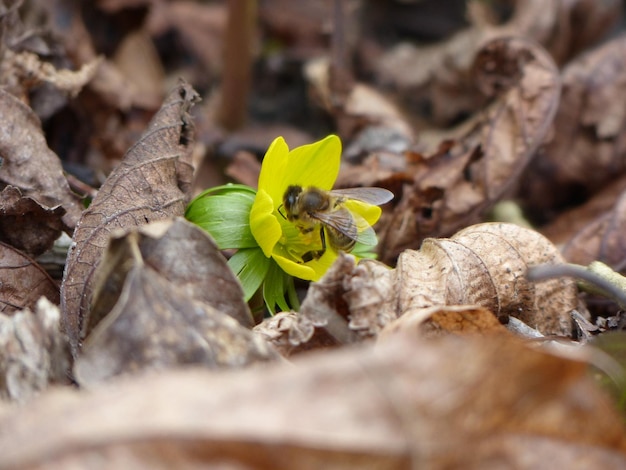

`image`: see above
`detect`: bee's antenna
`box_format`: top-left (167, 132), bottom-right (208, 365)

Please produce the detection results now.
top-left (277, 204), bottom-right (287, 220)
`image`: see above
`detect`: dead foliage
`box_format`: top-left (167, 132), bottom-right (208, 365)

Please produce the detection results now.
top-left (0, 0), bottom-right (626, 468)
top-left (1, 334), bottom-right (625, 469)
top-left (60, 81), bottom-right (199, 354)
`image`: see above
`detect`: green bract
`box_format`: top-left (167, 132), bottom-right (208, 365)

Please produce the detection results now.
top-left (185, 135), bottom-right (384, 314)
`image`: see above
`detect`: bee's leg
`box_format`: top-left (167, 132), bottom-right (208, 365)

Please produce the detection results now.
top-left (319, 226), bottom-right (326, 252)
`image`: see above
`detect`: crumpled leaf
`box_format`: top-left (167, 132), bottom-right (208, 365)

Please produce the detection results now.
top-left (0, 0), bottom-right (97, 100)
top-left (394, 223), bottom-right (575, 336)
top-left (0, 334), bottom-right (624, 468)
top-left (0, 239), bottom-right (59, 315)
top-left (519, 34), bottom-right (626, 221)
top-left (0, 89), bottom-right (82, 246)
top-left (74, 218), bottom-right (273, 386)
top-left (375, 0), bottom-right (620, 126)
top-left (0, 297), bottom-right (71, 403)
top-left (86, 217), bottom-right (253, 334)
top-left (260, 223), bottom-right (577, 356)
top-left (0, 186), bottom-right (66, 257)
top-left (2, 49), bottom-right (101, 98)
top-left (37, 0), bottom-right (148, 112)
top-left (61, 81), bottom-right (199, 353)
top-left (377, 37), bottom-right (560, 262)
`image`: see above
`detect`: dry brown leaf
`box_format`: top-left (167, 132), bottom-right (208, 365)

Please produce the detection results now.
top-left (379, 304), bottom-right (507, 341)
top-left (305, 58), bottom-right (414, 145)
top-left (394, 223), bottom-right (575, 336)
top-left (147, 1), bottom-right (226, 79)
top-left (260, 223), bottom-right (576, 356)
top-left (540, 175), bottom-right (626, 246)
top-left (2, 49), bottom-right (100, 97)
top-left (0, 334), bottom-right (623, 468)
top-left (378, 37), bottom-right (560, 262)
top-left (559, 189), bottom-right (626, 270)
top-left (375, 0), bottom-right (620, 126)
top-left (110, 27), bottom-right (164, 110)
top-left (224, 150), bottom-right (262, 189)
top-left (61, 81), bottom-right (199, 354)
top-left (0, 240), bottom-right (59, 315)
top-left (0, 186), bottom-right (66, 257)
top-left (83, 217), bottom-right (252, 334)
top-left (37, 1), bottom-right (139, 111)
top-left (0, 297), bottom-right (71, 403)
top-left (74, 219), bottom-right (276, 387)
top-left (520, 34), bottom-right (626, 221)
top-left (258, 0), bottom-right (343, 56)
top-left (256, 254), bottom-right (394, 355)
top-left (0, 90), bottom-right (82, 242)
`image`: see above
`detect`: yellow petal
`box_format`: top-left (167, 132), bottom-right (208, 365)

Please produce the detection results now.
top-left (284, 135), bottom-right (341, 190)
top-left (258, 137), bottom-right (290, 204)
top-left (273, 248), bottom-right (337, 281)
top-left (303, 249), bottom-right (338, 281)
top-left (250, 189), bottom-right (282, 257)
top-left (273, 253), bottom-right (317, 281)
top-left (344, 200), bottom-right (382, 226)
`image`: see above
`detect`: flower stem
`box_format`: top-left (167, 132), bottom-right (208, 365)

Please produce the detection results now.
top-left (286, 276), bottom-right (300, 312)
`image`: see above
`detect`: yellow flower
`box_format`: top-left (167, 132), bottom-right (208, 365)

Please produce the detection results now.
top-left (249, 135), bottom-right (381, 281)
top-left (187, 134), bottom-right (385, 313)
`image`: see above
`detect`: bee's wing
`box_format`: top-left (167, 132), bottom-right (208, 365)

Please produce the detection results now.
top-left (310, 208), bottom-right (378, 246)
top-left (310, 207), bottom-right (358, 241)
top-left (329, 187), bottom-right (393, 206)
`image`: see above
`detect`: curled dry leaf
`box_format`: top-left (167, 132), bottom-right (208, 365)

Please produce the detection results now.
top-left (0, 89), bottom-right (82, 249)
top-left (0, 334), bottom-right (624, 468)
top-left (256, 255), bottom-right (396, 356)
top-left (520, 34), bottom-right (626, 220)
top-left (0, 240), bottom-right (59, 315)
top-left (37, 0), bottom-right (142, 111)
top-left (395, 223), bottom-right (576, 336)
top-left (375, 0), bottom-right (620, 125)
top-left (61, 81), bottom-right (199, 353)
top-left (2, 49), bottom-right (101, 98)
top-left (0, 297), bottom-right (71, 403)
top-left (262, 223), bottom-right (576, 356)
top-left (74, 218), bottom-right (272, 387)
top-left (378, 37), bottom-right (560, 262)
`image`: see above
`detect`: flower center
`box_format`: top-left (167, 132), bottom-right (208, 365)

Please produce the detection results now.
top-left (275, 210), bottom-right (324, 262)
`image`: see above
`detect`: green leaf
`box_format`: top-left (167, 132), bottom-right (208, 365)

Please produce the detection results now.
top-left (228, 248), bottom-right (270, 301)
top-left (352, 241), bottom-right (379, 260)
top-left (263, 261), bottom-right (292, 315)
top-left (185, 184), bottom-right (257, 249)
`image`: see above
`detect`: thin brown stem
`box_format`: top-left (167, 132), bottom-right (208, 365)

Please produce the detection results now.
top-left (217, 0), bottom-right (257, 131)
top-left (329, 0), bottom-right (353, 110)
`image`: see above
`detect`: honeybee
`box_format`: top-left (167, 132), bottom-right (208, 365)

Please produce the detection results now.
top-left (279, 185), bottom-right (393, 260)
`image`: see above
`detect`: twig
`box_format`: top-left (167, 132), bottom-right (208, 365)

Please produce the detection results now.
top-left (527, 262), bottom-right (626, 309)
top-left (217, 0), bottom-right (257, 130)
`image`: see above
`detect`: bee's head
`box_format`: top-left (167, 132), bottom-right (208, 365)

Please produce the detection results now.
top-left (282, 185), bottom-right (303, 220)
